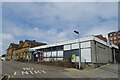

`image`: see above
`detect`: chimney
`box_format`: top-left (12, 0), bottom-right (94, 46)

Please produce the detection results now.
top-left (19, 40), bottom-right (23, 44)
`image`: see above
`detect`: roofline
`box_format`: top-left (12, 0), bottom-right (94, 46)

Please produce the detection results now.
top-left (29, 35), bottom-right (118, 51)
top-left (108, 30), bottom-right (120, 35)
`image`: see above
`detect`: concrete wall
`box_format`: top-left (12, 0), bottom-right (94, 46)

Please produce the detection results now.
top-left (91, 40), bottom-right (112, 64)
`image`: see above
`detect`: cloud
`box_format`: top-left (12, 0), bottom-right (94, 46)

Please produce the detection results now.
top-left (2, 33), bottom-right (14, 53)
top-left (2, 2), bottom-right (118, 55)
top-left (84, 18), bottom-right (118, 38)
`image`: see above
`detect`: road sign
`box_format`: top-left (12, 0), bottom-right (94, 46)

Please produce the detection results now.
top-left (72, 56), bottom-right (80, 62)
top-left (72, 54), bottom-right (76, 59)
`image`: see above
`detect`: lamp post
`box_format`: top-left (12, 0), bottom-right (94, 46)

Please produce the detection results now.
top-left (74, 30), bottom-right (81, 69)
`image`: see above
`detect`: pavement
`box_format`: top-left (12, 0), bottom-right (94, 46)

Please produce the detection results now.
top-left (63, 64), bottom-right (119, 78)
top-left (1, 61), bottom-right (119, 79)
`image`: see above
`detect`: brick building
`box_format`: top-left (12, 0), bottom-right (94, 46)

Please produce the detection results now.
top-left (95, 35), bottom-right (107, 42)
top-left (6, 43), bottom-right (19, 60)
top-left (6, 40), bottom-right (47, 61)
top-left (15, 40), bottom-right (47, 61)
top-left (108, 30), bottom-right (120, 46)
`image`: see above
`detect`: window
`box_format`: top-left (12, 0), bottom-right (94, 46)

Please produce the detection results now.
top-left (46, 52), bottom-right (51, 57)
top-left (52, 51), bottom-right (57, 57)
top-left (81, 48), bottom-right (91, 62)
top-left (71, 43), bottom-right (79, 49)
top-left (110, 34), bottom-right (112, 36)
top-left (110, 37), bottom-right (113, 40)
top-left (118, 36), bottom-right (120, 38)
top-left (114, 33), bottom-right (116, 36)
top-left (114, 41), bottom-right (117, 43)
top-left (64, 45), bottom-right (71, 50)
top-left (57, 51), bottom-right (63, 57)
top-left (43, 52), bottom-right (47, 57)
top-left (118, 40), bottom-right (120, 43)
top-left (114, 37), bottom-right (116, 39)
top-left (81, 41), bottom-right (91, 48)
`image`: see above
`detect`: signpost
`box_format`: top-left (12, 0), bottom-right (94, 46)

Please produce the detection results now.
top-left (72, 54), bottom-right (80, 69)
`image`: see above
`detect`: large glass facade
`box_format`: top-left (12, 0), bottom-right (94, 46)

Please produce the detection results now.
top-left (63, 41), bottom-right (91, 62)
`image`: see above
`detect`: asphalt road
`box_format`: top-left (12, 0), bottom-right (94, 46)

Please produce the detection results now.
top-left (1, 61), bottom-right (119, 79)
top-left (2, 61), bottom-right (69, 78)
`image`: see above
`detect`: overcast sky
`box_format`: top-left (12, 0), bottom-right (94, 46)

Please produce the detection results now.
top-left (1, 2), bottom-right (118, 55)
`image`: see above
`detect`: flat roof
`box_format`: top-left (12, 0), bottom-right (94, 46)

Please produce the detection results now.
top-left (29, 35), bottom-right (118, 51)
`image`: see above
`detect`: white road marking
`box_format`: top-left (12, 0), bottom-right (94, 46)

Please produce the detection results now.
top-left (22, 71), bottom-right (29, 75)
top-left (42, 70), bottom-right (46, 74)
top-left (14, 72), bottom-right (16, 75)
top-left (29, 71), bottom-right (33, 74)
top-left (26, 68), bottom-right (30, 70)
top-left (34, 70), bottom-right (41, 74)
top-left (7, 75), bottom-right (10, 80)
top-left (23, 67), bottom-right (25, 70)
top-left (23, 67), bottom-right (34, 70)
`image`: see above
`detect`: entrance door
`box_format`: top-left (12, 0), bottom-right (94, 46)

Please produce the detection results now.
top-left (38, 52), bottom-right (44, 61)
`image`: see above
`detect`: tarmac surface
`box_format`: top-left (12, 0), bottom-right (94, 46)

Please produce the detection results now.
top-left (1, 61), bottom-right (119, 79)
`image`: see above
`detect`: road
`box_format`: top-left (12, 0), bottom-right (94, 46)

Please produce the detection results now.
top-left (1, 61), bottom-right (119, 79)
top-left (2, 61), bottom-right (69, 78)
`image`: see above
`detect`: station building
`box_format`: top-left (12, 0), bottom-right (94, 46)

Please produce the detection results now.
top-left (28, 35), bottom-right (119, 66)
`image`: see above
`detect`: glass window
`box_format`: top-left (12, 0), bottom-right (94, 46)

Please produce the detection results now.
top-left (57, 51), bottom-right (63, 57)
top-left (110, 34), bottom-right (112, 36)
top-left (43, 52), bottom-right (47, 57)
top-left (110, 37), bottom-right (113, 40)
top-left (114, 37), bottom-right (116, 39)
top-left (81, 48), bottom-right (91, 62)
top-left (52, 51), bottom-right (57, 57)
top-left (46, 52), bottom-right (51, 57)
top-left (81, 41), bottom-right (91, 48)
top-left (118, 36), bottom-right (120, 38)
top-left (114, 41), bottom-right (117, 43)
top-left (71, 43), bottom-right (79, 49)
top-left (118, 40), bottom-right (120, 43)
top-left (64, 45), bottom-right (71, 50)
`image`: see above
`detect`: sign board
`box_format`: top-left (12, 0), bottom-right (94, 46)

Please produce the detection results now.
top-left (72, 54), bottom-right (76, 59)
top-left (71, 53), bottom-right (80, 62)
top-left (72, 56), bottom-right (79, 62)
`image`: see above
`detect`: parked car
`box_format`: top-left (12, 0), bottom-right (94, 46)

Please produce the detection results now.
top-left (1, 57), bottom-right (5, 61)
top-left (1, 54), bottom-right (6, 61)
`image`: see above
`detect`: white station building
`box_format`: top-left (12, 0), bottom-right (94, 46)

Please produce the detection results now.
top-left (28, 35), bottom-right (118, 67)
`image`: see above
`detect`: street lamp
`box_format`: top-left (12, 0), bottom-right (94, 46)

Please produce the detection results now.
top-left (74, 30), bottom-right (81, 69)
